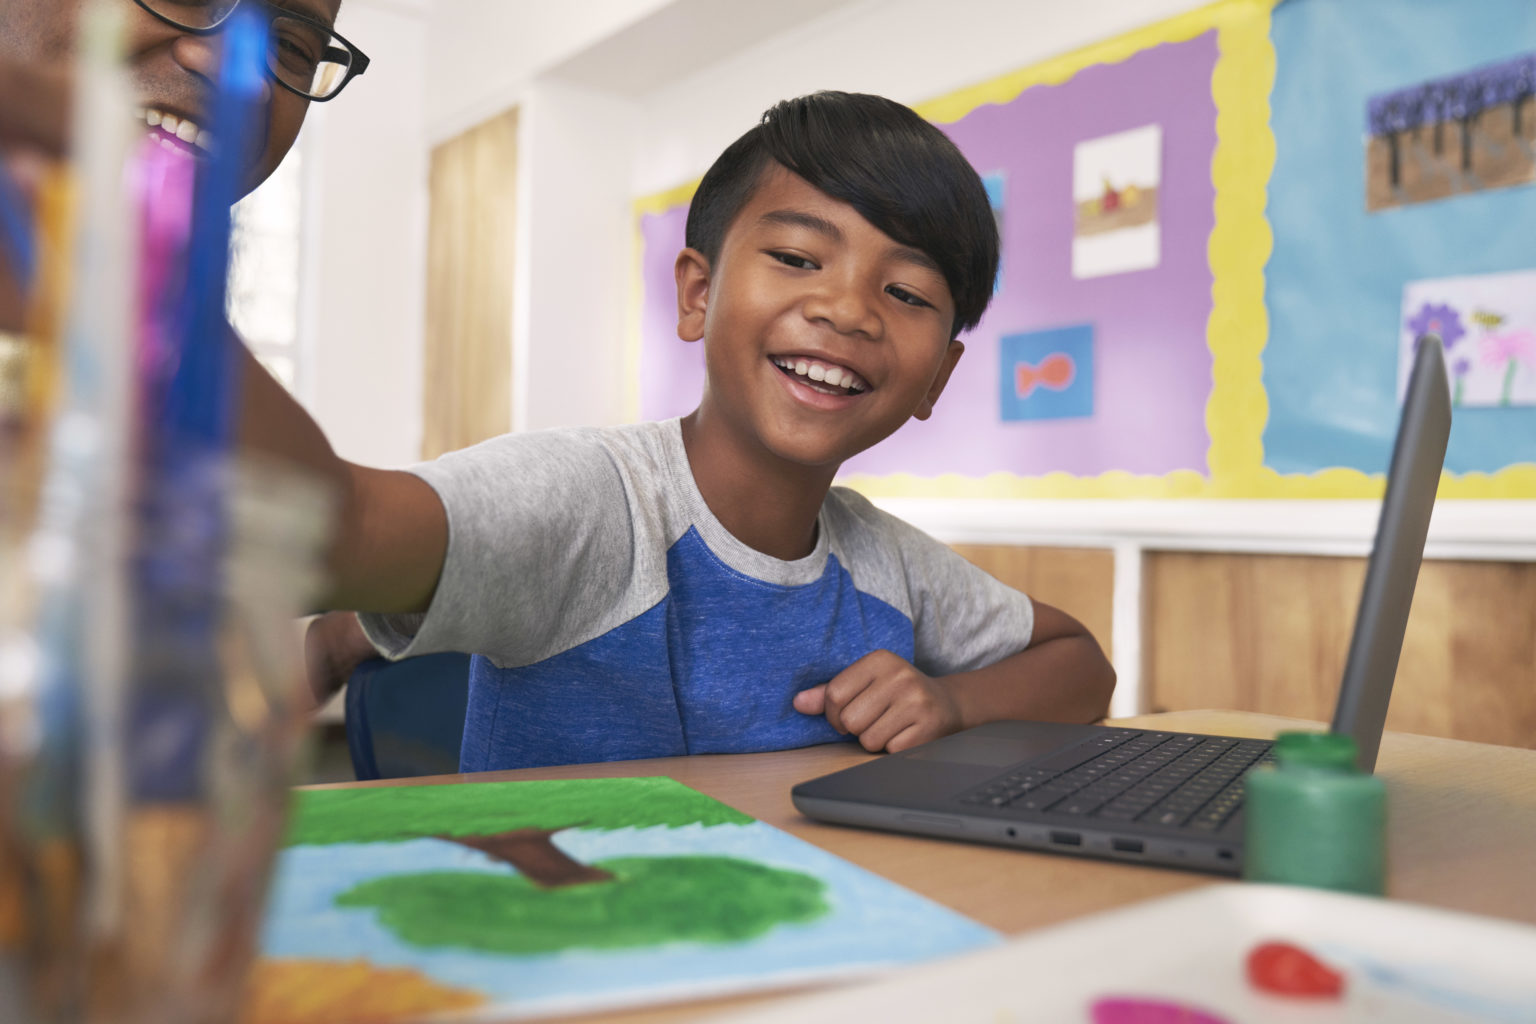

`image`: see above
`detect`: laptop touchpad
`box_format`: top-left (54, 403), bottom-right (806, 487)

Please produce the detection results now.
top-left (903, 734), bottom-right (1063, 768)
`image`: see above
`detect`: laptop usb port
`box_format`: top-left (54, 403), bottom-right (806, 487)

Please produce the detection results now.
top-left (1112, 838), bottom-right (1144, 854)
top-left (1049, 830), bottom-right (1082, 846)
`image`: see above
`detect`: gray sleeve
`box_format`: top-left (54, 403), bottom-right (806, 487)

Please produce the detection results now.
top-left (824, 490), bottom-right (1034, 677)
top-left (358, 429), bottom-right (639, 667)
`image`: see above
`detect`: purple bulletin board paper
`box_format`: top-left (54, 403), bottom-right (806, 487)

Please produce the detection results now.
top-left (639, 205), bottom-right (704, 422)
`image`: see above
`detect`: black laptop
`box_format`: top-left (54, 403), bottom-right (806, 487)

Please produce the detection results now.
top-left (792, 336), bottom-right (1451, 876)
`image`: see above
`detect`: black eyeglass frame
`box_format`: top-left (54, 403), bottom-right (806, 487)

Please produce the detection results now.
top-left (131, 0), bottom-right (371, 102)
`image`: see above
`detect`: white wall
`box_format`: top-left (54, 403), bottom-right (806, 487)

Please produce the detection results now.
top-left (513, 80), bottom-right (638, 432)
top-left (302, 0), bottom-right (429, 468)
top-left (630, 0), bottom-right (1213, 196)
top-left (426, 0), bottom-right (675, 144)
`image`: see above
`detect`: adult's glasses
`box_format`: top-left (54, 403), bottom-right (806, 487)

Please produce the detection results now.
top-left (132, 0), bottom-right (370, 101)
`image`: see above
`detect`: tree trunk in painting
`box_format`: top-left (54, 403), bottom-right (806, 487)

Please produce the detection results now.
top-left (441, 829), bottom-right (614, 888)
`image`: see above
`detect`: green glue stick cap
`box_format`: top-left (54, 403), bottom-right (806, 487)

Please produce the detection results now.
top-left (1273, 731), bottom-right (1358, 771)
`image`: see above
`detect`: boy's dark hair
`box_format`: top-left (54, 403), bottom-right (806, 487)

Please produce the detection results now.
top-left (684, 91), bottom-right (999, 337)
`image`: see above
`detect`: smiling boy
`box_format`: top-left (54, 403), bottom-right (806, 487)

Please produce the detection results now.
top-left (319, 92), bottom-right (1115, 770)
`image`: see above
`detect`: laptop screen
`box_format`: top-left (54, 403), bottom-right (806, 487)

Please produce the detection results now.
top-left (1330, 336), bottom-right (1451, 772)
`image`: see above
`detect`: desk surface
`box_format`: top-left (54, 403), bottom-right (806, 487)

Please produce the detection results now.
top-left (314, 710), bottom-right (1536, 1024)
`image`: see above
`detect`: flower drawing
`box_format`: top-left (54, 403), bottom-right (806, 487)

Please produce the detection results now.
top-left (1405, 302), bottom-right (1466, 348)
top-left (1480, 328), bottom-right (1536, 405)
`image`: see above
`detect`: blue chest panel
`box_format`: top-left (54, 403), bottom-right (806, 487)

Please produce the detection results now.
top-left (459, 527), bottom-right (914, 771)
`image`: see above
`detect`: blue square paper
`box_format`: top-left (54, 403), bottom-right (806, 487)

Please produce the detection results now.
top-left (998, 324), bottom-right (1094, 422)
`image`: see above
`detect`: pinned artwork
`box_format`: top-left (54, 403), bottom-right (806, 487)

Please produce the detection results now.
top-left (247, 777), bottom-right (996, 1021)
top-left (998, 324), bottom-right (1094, 422)
top-left (1400, 269), bottom-right (1536, 408)
top-left (1072, 124), bottom-right (1162, 279)
top-left (1367, 53), bottom-right (1536, 212)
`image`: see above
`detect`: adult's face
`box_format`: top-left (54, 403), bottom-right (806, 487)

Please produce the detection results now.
top-left (0, 0), bottom-right (344, 196)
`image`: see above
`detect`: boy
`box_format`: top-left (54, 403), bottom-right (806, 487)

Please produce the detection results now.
top-left (317, 91), bottom-right (1115, 770)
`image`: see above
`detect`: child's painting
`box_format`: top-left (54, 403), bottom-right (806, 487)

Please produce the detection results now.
top-left (998, 324), bottom-right (1095, 422)
top-left (244, 778), bottom-right (996, 1022)
top-left (1071, 124), bottom-right (1162, 279)
top-left (1400, 270), bottom-right (1536, 408)
top-left (1367, 53), bottom-right (1536, 213)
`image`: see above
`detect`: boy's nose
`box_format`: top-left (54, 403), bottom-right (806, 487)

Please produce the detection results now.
top-left (803, 280), bottom-right (882, 339)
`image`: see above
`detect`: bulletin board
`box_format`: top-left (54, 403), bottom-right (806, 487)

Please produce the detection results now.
top-left (629, 0), bottom-right (1536, 499)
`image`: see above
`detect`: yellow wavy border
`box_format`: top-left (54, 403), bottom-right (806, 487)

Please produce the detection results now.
top-left (628, 0), bottom-right (1534, 500)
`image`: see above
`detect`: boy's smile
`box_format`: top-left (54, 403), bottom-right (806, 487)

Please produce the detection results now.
top-left (678, 164), bottom-right (963, 477)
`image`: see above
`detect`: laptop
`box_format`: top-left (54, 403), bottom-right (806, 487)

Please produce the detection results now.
top-left (792, 336), bottom-right (1451, 876)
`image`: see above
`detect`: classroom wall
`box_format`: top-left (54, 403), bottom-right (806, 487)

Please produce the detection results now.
top-left (302, 0), bottom-right (430, 468)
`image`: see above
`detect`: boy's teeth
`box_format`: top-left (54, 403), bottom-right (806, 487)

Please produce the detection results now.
top-left (773, 356), bottom-right (867, 393)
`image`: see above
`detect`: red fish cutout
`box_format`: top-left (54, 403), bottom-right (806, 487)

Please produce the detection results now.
top-left (1015, 352), bottom-right (1076, 398)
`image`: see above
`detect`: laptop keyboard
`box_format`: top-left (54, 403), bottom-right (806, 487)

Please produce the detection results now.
top-left (958, 731), bottom-right (1276, 833)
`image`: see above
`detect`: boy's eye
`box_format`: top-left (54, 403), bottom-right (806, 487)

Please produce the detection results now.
top-left (768, 251), bottom-right (817, 270)
top-left (886, 285), bottom-right (931, 309)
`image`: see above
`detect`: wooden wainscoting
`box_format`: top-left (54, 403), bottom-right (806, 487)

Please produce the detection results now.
top-left (1145, 552), bottom-right (1536, 749)
top-left (949, 546), bottom-right (1116, 661)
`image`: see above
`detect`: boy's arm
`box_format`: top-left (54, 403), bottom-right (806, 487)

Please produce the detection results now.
top-left (793, 601), bottom-right (1115, 753)
top-left (939, 601), bottom-right (1115, 728)
top-left (236, 336), bottom-right (447, 614)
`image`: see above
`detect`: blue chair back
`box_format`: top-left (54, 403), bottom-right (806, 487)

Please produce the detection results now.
top-left (344, 652), bottom-right (471, 780)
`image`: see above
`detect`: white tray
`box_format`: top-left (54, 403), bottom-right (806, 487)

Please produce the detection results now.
top-left (704, 883), bottom-right (1536, 1023)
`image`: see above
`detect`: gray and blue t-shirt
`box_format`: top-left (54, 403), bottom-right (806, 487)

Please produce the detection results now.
top-left (359, 419), bottom-right (1034, 772)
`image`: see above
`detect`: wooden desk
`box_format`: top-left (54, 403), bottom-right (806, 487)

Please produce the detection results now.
top-left (317, 710), bottom-right (1536, 1023)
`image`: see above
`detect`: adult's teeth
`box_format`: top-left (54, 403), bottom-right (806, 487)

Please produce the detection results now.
top-left (146, 109), bottom-right (162, 127)
top-left (176, 120), bottom-right (199, 143)
top-left (195, 129), bottom-right (215, 152)
top-left (161, 113), bottom-right (180, 135)
top-left (795, 360), bottom-right (810, 376)
top-left (808, 365), bottom-right (826, 382)
top-left (824, 367), bottom-right (844, 387)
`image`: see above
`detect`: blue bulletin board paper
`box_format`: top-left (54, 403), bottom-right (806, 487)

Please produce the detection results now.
top-left (1265, 0), bottom-right (1536, 477)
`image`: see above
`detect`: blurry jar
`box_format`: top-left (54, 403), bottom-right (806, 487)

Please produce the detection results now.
top-left (0, 448), bottom-right (331, 1024)
top-left (1243, 731), bottom-right (1387, 896)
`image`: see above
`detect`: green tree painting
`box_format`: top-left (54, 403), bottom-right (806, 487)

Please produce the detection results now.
top-left (284, 778), bottom-right (830, 954)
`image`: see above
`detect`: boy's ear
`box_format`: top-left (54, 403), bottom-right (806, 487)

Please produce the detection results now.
top-left (912, 340), bottom-right (965, 422)
top-left (674, 248), bottom-right (712, 342)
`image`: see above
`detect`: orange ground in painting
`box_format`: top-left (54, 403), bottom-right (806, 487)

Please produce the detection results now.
top-left (241, 958), bottom-right (487, 1024)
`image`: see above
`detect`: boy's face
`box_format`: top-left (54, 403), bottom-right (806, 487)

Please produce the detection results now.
top-left (676, 164), bottom-right (964, 471)
top-left (0, 0), bottom-right (341, 197)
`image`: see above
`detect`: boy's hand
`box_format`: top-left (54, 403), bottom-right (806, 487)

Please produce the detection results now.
top-left (792, 650), bottom-right (963, 754)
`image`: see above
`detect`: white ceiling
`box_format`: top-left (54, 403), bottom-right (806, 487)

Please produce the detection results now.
top-left (544, 0), bottom-right (869, 97)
